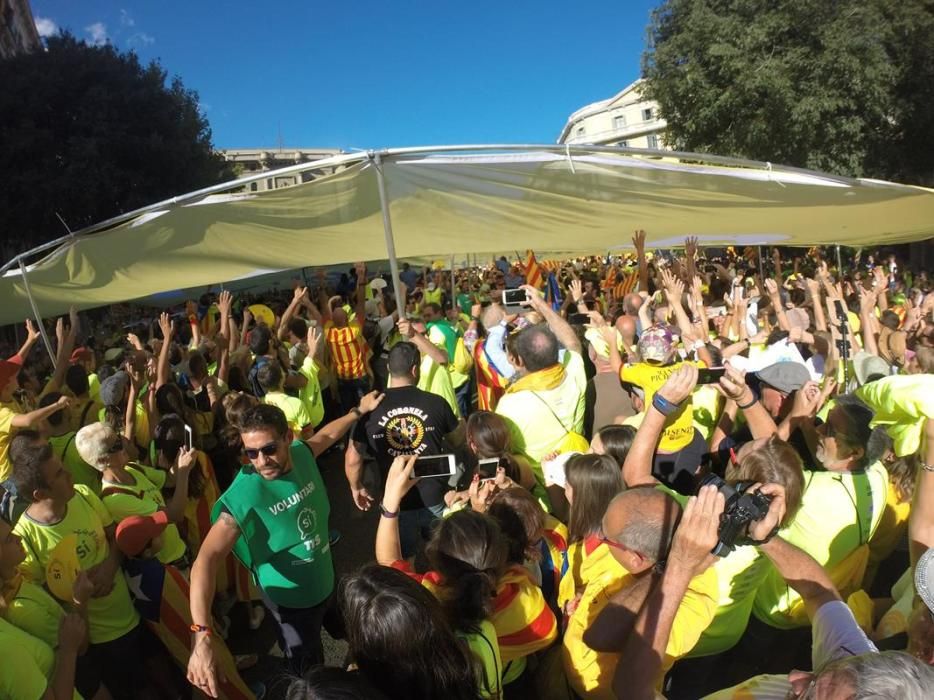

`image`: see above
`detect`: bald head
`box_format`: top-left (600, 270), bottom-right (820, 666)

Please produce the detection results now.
top-left (623, 293), bottom-right (643, 316)
top-left (602, 488), bottom-right (680, 569)
top-left (512, 324), bottom-right (559, 373)
top-left (615, 315), bottom-right (637, 346)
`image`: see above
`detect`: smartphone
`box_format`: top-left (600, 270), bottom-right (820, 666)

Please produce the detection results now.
top-left (477, 457), bottom-right (503, 482)
top-left (183, 425), bottom-right (193, 451)
top-left (697, 367), bottom-right (726, 384)
top-left (411, 454), bottom-right (457, 480)
top-left (568, 312), bottom-right (590, 325)
top-left (502, 289), bottom-right (528, 306)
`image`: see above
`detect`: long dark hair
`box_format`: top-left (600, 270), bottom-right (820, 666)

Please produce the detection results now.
top-left (594, 424), bottom-right (636, 467)
top-left (566, 453), bottom-right (624, 543)
top-left (153, 414), bottom-right (205, 498)
top-left (340, 564), bottom-right (483, 700)
top-left (425, 509), bottom-right (508, 635)
top-left (466, 411), bottom-right (522, 483)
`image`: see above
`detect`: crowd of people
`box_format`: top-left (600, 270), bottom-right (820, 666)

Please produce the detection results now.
top-left (0, 235), bottom-right (932, 699)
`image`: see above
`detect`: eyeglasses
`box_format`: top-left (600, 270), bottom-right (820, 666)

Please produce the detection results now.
top-left (598, 535), bottom-right (629, 554)
top-left (244, 442), bottom-right (279, 460)
top-left (107, 436), bottom-right (124, 454)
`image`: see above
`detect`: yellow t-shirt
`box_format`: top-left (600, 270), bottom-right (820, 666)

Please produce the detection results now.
top-left (417, 354), bottom-right (460, 418)
top-left (49, 432), bottom-right (101, 496)
top-left (264, 391), bottom-right (313, 435)
top-left (14, 484), bottom-right (140, 644)
top-left (688, 545), bottom-right (770, 657)
top-left (496, 351), bottom-right (587, 464)
top-left (620, 360), bottom-right (704, 451)
top-left (865, 479), bottom-right (911, 588)
top-left (68, 396), bottom-right (103, 433)
top-left (563, 564), bottom-right (718, 698)
top-left (0, 404), bottom-right (17, 483)
top-left (753, 463), bottom-right (887, 629)
top-left (100, 465), bottom-right (186, 565)
top-left (299, 357), bottom-right (325, 428)
top-left (6, 579), bottom-right (65, 650)
top-left (0, 616), bottom-right (56, 699)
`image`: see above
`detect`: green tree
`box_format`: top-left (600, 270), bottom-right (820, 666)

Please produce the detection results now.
top-left (0, 33), bottom-right (234, 259)
top-left (643, 0), bottom-right (934, 184)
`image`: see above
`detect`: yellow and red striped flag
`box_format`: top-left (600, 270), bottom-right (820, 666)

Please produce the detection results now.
top-left (524, 250), bottom-right (543, 289)
top-left (614, 270), bottom-right (639, 298)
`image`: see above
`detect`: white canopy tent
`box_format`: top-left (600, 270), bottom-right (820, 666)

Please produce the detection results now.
top-left (4, 144), bottom-right (934, 339)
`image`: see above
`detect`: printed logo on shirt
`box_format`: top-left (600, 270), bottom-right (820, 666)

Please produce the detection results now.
top-left (380, 408), bottom-right (429, 452)
top-left (267, 481), bottom-right (316, 515)
top-left (297, 507), bottom-right (317, 541)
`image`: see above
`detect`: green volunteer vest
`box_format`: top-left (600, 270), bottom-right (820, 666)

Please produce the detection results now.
top-left (427, 320), bottom-right (460, 362)
top-left (213, 441), bottom-right (333, 608)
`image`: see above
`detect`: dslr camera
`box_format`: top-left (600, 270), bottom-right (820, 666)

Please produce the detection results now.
top-left (698, 474), bottom-right (772, 557)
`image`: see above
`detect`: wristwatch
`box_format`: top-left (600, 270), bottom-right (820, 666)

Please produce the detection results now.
top-left (351, 407), bottom-right (363, 418)
top-left (379, 502), bottom-right (399, 518)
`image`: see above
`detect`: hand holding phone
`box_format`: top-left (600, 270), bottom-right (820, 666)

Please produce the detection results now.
top-left (696, 367), bottom-right (726, 385)
top-left (502, 289), bottom-right (528, 306)
top-left (411, 454), bottom-right (457, 480)
top-left (183, 425), bottom-right (194, 451)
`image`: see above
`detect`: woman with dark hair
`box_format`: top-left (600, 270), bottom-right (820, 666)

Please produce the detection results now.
top-left (465, 411), bottom-right (541, 494)
top-left (340, 564), bottom-right (485, 700)
top-left (286, 666), bottom-right (389, 700)
top-left (377, 456), bottom-right (558, 693)
top-left (557, 454), bottom-right (625, 621)
top-left (589, 424), bottom-right (636, 468)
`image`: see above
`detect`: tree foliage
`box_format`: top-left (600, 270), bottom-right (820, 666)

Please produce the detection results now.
top-left (643, 0), bottom-right (934, 184)
top-left (0, 34), bottom-right (234, 259)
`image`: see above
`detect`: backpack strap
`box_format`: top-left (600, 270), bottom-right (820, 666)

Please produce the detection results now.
top-left (78, 400), bottom-right (95, 428)
top-left (56, 433), bottom-right (77, 462)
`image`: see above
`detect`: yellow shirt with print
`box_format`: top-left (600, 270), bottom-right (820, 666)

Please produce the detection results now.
top-left (563, 564), bottom-right (718, 699)
top-left (264, 391), bottom-right (313, 436)
top-left (100, 464), bottom-right (187, 565)
top-left (753, 463), bottom-right (887, 630)
top-left (0, 403), bottom-right (18, 482)
top-left (14, 484), bottom-right (139, 644)
top-left (620, 360), bottom-right (704, 452)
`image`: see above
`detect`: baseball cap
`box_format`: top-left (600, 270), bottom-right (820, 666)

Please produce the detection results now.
top-left (116, 511), bottom-right (170, 557)
top-left (755, 362), bottom-right (810, 394)
top-left (637, 325), bottom-right (675, 364)
top-left (0, 358), bottom-right (21, 390)
top-left (70, 347), bottom-right (93, 364)
top-left (853, 351), bottom-right (891, 387)
top-left (99, 370), bottom-right (129, 407)
top-left (916, 548), bottom-right (934, 617)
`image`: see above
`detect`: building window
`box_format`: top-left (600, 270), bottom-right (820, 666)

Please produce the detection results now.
top-left (642, 107), bottom-right (654, 121)
top-left (250, 182), bottom-right (258, 192)
top-left (647, 134), bottom-right (659, 149)
top-left (613, 115), bottom-right (626, 130)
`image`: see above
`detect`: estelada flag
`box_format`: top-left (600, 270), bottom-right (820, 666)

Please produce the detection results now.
top-left (614, 270), bottom-right (639, 298)
top-left (524, 250), bottom-right (543, 289)
top-left (122, 557), bottom-right (255, 700)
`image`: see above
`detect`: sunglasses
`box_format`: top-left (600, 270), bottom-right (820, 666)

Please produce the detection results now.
top-left (244, 442), bottom-right (279, 460)
top-left (107, 436), bottom-right (125, 454)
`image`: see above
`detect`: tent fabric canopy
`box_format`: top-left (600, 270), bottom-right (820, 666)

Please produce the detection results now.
top-left (2, 145), bottom-right (933, 325)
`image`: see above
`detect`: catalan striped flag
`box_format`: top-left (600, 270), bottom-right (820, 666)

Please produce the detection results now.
top-left (473, 339), bottom-right (508, 411)
top-left (325, 320), bottom-right (367, 380)
top-left (524, 250), bottom-right (544, 289)
top-left (122, 558), bottom-right (255, 700)
top-left (613, 270), bottom-right (639, 299)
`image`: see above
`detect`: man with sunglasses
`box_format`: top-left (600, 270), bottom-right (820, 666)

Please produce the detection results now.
top-left (187, 393), bottom-right (382, 698)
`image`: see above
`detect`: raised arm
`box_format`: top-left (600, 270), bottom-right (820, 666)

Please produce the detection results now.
top-left (44, 313), bottom-right (77, 395)
top-left (278, 286), bottom-right (307, 341)
top-left (156, 312), bottom-right (175, 390)
top-left (716, 363), bottom-right (779, 439)
top-left (611, 484), bottom-right (723, 700)
top-left (622, 364), bottom-right (698, 487)
top-left (633, 229), bottom-right (649, 293)
top-left (858, 285), bottom-right (880, 357)
top-left (163, 447), bottom-right (194, 523)
top-left (909, 418), bottom-right (934, 567)
top-left (307, 391), bottom-right (384, 457)
top-left (806, 276), bottom-right (827, 332)
top-left (215, 291), bottom-right (233, 383)
top-left (354, 261), bottom-right (367, 324)
top-left (521, 284), bottom-right (582, 354)
top-left (375, 455), bottom-right (419, 565)
top-left (398, 318), bottom-right (448, 366)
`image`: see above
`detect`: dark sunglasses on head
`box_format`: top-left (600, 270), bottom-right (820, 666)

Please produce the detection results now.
top-left (244, 442), bottom-right (279, 460)
top-left (107, 436), bottom-right (124, 453)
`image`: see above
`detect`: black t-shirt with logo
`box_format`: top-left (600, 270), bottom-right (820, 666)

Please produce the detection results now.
top-left (351, 384), bottom-right (459, 510)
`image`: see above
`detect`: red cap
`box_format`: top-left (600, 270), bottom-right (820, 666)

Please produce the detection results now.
top-left (0, 359), bottom-right (21, 390)
top-left (115, 511), bottom-right (170, 557)
top-left (70, 347), bottom-right (92, 364)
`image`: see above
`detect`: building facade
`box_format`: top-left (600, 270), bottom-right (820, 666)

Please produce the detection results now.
top-left (0, 0), bottom-right (41, 59)
top-left (218, 148), bottom-right (345, 192)
top-left (557, 79), bottom-right (670, 151)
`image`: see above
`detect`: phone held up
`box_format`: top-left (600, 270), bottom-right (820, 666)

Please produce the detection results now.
top-left (410, 454), bottom-right (457, 480)
top-left (502, 289), bottom-right (529, 307)
top-left (696, 367), bottom-right (726, 385)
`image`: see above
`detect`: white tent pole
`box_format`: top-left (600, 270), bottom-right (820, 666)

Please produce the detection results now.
top-left (18, 259), bottom-right (56, 366)
top-left (372, 152), bottom-right (405, 314)
top-left (450, 254), bottom-right (456, 310)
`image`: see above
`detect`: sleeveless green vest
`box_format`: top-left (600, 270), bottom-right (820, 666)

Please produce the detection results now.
top-left (427, 320), bottom-right (460, 361)
top-left (213, 441), bottom-right (333, 607)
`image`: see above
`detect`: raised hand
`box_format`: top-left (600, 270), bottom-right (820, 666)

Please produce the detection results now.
top-left (217, 290), bottom-right (233, 317)
top-left (306, 325), bottom-right (321, 359)
top-left (660, 268), bottom-right (684, 301)
top-left (747, 483), bottom-right (786, 543)
top-left (684, 236), bottom-right (699, 260)
top-left (158, 312), bottom-right (175, 341)
top-left (293, 286), bottom-right (307, 303)
top-left (569, 279), bottom-right (584, 303)
top-left (25, 319), bottom-right (40, 343)
top-left (717, 363), bottom-right (749, 403)
top-left (632, 229), bottom-right (647, 253)
top-left (669, 484), bottom-right (724, 574)
top-left (357, 390), bottom-right (385, 415)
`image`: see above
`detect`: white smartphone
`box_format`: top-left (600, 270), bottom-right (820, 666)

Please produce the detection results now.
top-left (183, 425), bottom-right (193, 451)
top-left (477, 457), bottom-right (503, 483)
top-left (411, 454), bottom-right (456, 480)
top-left (502, 289), bottom-right (528, 306)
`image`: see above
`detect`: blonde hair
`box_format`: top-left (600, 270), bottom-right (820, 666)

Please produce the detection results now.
top-left (75, 422), bottom-right (118, 472)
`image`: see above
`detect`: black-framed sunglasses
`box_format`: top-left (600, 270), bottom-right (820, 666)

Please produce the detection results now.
top-left (107, 436), bottom-right (125, 454)
top-left (244, 442), bottom-right (279, 461)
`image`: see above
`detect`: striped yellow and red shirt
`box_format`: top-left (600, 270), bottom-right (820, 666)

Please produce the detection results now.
top-left (325, 320), bottom-right (366, 380)
top-left (392, 561), bottom-right (557, 663)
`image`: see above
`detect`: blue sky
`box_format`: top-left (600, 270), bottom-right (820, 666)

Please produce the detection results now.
top-left (32, 1), bottom-right (658, 150)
